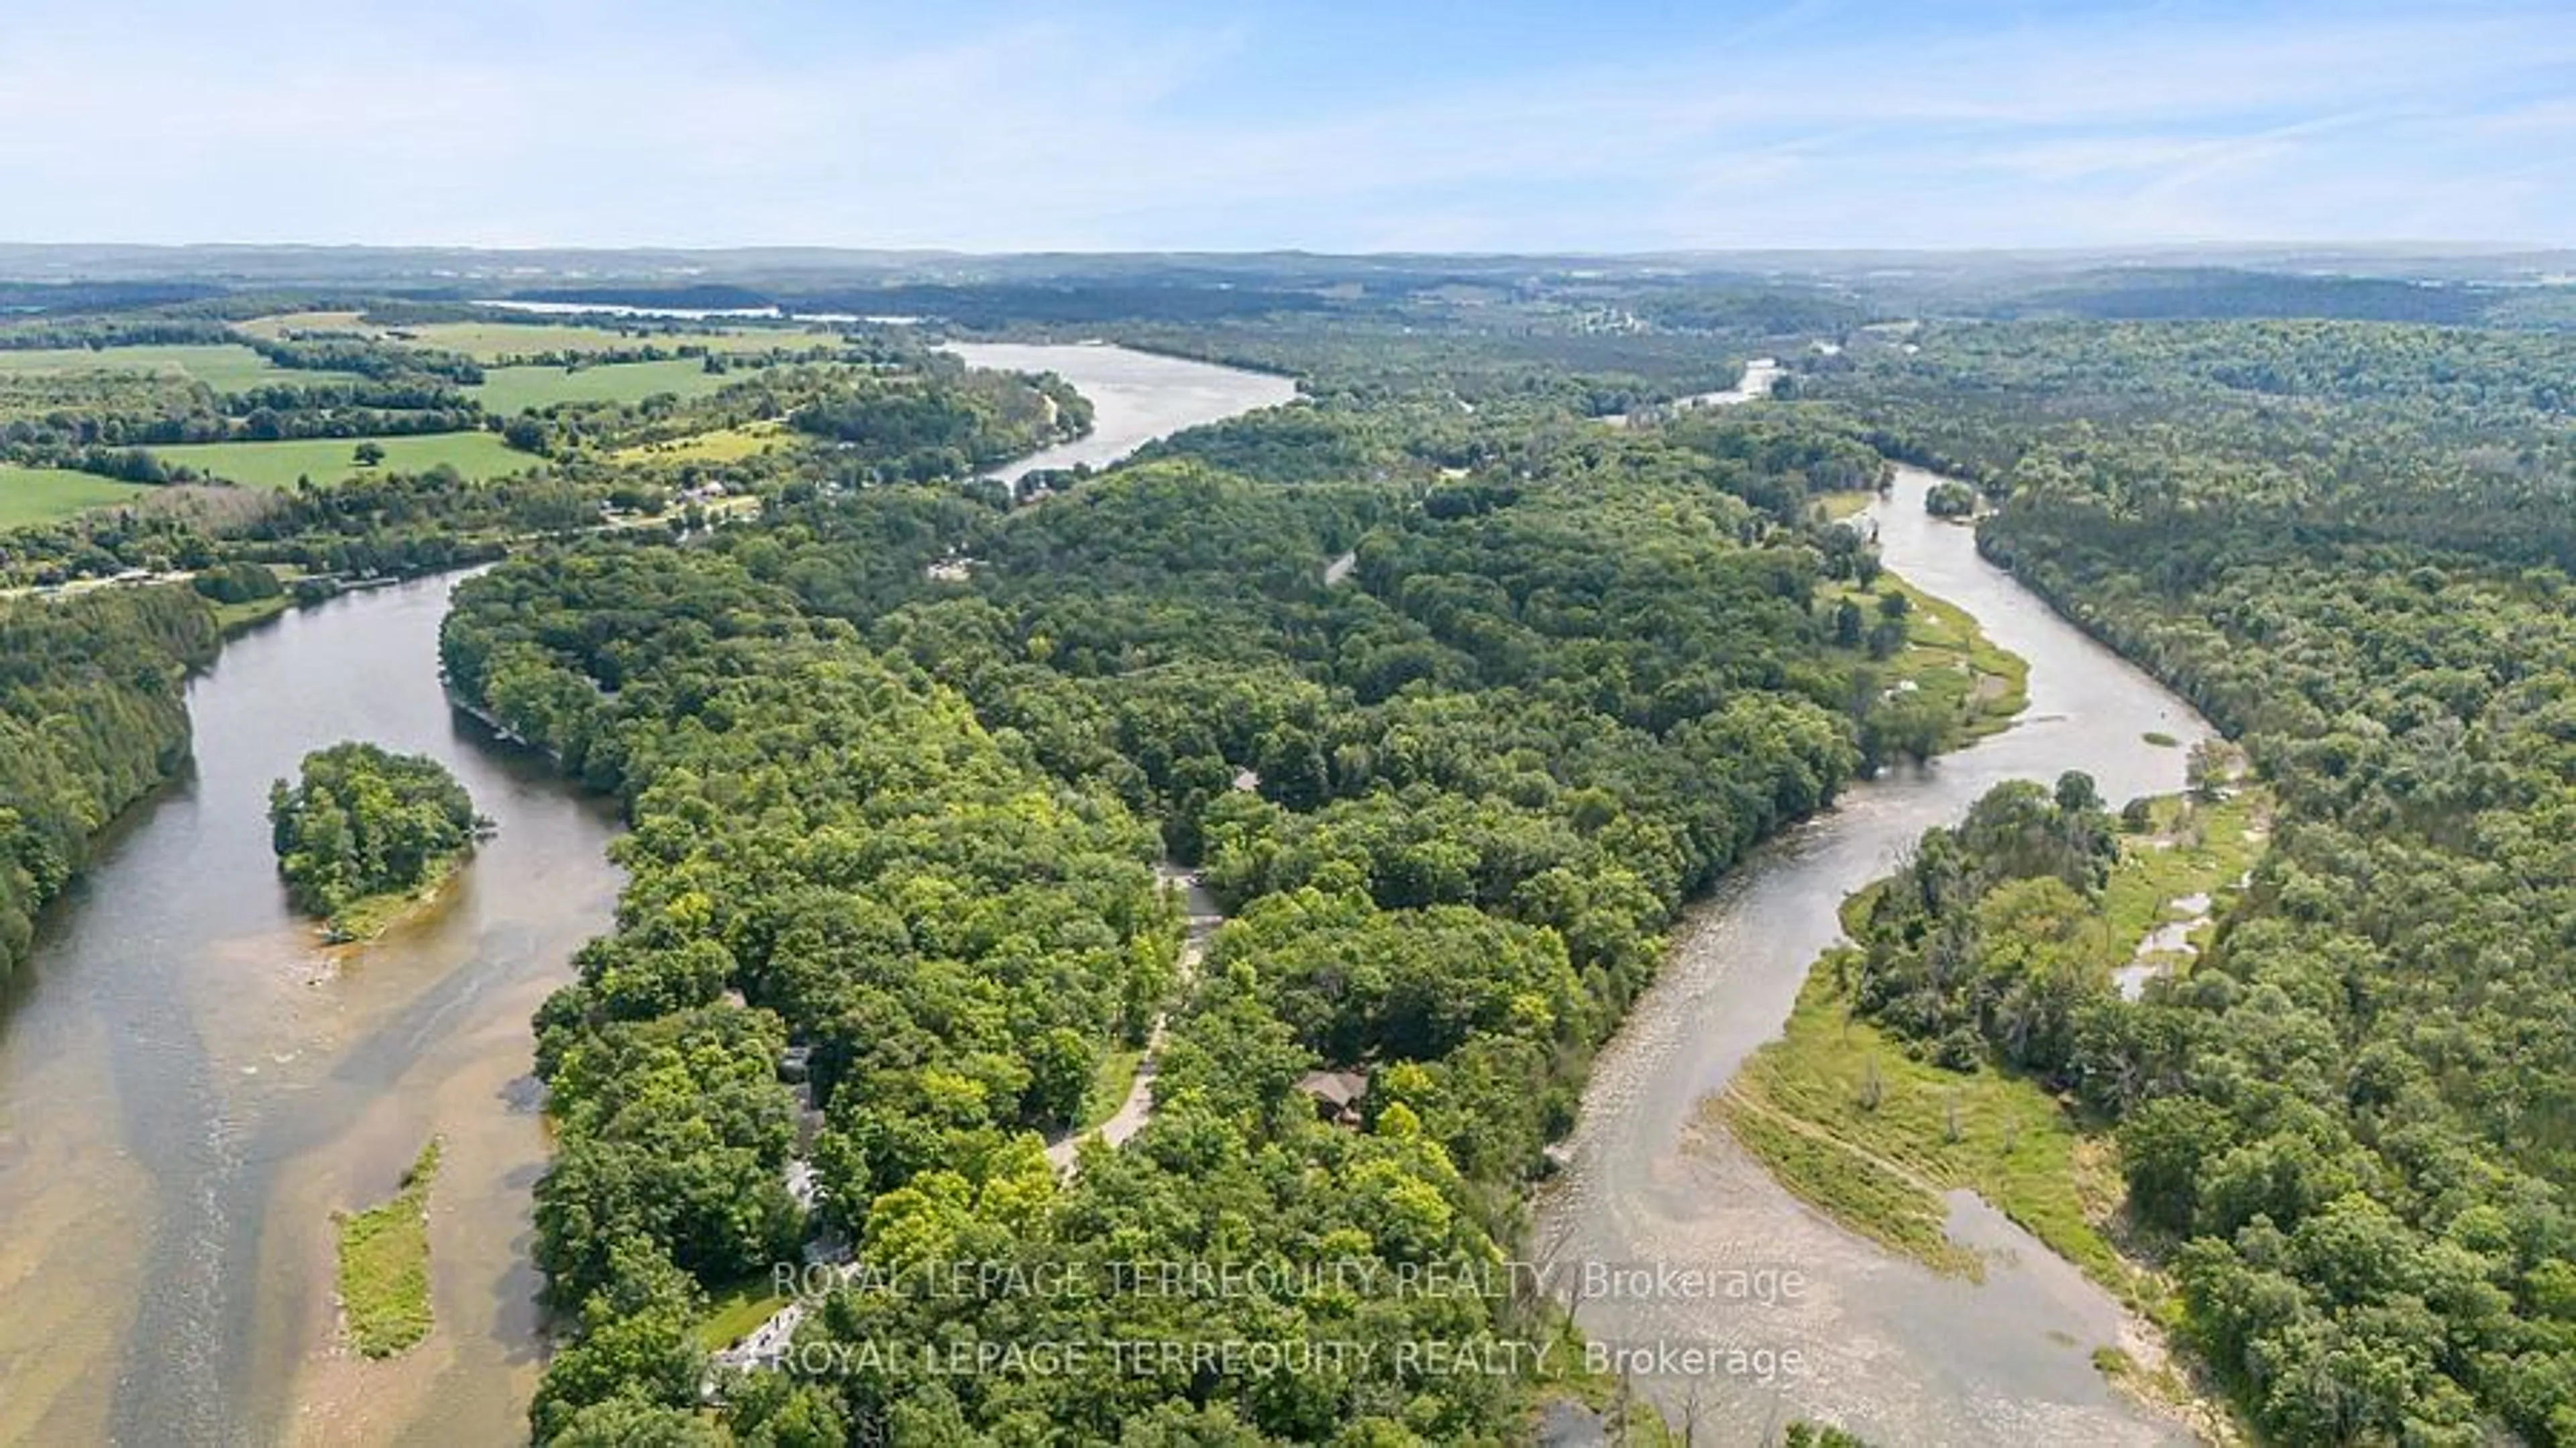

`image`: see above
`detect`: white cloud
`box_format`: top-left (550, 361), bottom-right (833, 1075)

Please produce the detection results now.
top-left (0, 1), bottom-right (2569, 248)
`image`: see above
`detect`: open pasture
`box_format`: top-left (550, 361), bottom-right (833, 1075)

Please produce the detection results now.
top-left (397, 319), bottom-right (841, 362)
top-left (0, 343), bottom-right (362, 390)
top-left (146, 432), bottom-right (533, 489)
top-left (0, 465), bottom-right (156, 528)
top-left (472, 358), bottom-right (740, 412)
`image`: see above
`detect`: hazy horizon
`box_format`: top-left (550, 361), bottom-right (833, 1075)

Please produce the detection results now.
top-left (0, 239), bottom-right (2566, 260)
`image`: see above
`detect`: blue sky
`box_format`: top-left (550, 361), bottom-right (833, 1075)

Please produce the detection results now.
top-left (3, 0), bottom-right (2571, 251)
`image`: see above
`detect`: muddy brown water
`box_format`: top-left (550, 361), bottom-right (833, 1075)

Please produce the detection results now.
top-left (0, 571), bottom-right (626, 1446)
top-left (1531, 465), bottom-right (2215, 1445)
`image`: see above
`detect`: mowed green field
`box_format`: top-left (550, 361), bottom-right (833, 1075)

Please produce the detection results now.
top-left (0, 465), bottom-right (156, 528)
top-left (0, 343), bottom-right (362, 390)
top-left (147, 432), bottom-right (535, 490)
top-left (473, 359), bottom-right (738, 412)
top-left (399, 320), bottom-right (839, 362)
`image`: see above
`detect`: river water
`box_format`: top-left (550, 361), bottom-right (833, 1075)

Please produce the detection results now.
top-left (941, 341), bottom-right (1299, 489)
top-left (0, 573), bottom-right (625, 1447)
top-left (1532, 464), bottom-right (2216, 1445)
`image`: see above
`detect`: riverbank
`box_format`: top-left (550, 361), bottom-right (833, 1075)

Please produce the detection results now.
top-left (1531, 463), bottom-right (2214, 1445)
top-left (1722, 783), bottom-right (2269, 1296)
top-left (1714, 777), bottom-right (2269, 1443)
top-left (312, 850), bottom-right (468, 946)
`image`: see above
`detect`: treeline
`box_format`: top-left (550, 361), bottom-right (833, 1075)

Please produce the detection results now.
top-left (1824, 318), bottom-right (2576, 1444)
top-left (0, 463), bottom-right (602, 591)
top-left (0, 587), bottom-right (217, 979)
top-left (1800, 318), bottom-right (2576, 571)
top-left (13, 402), bottom-right (483, 457)
top-left (476, 351), bottom-right (1077, 498)
top-left (441, 400), bottom-right (1964, 1441)
top-left (0, 313), bottom-right (490, 483)
top-left (1996, 268), bottom-right (2508, 327)
top-left (1108, 311), bottom-right (1751, 416)
top-left (0, 317), bottom-right (239, 350)
top-left (241, 333), bottom-right (484, 386)
top-left (785, 366), bottom-right (1091, 482)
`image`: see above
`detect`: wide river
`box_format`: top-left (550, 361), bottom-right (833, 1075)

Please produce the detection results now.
top-left (0, 343), bottom-right (1292, 1446)
top-left (943, 340), bottom-right (1299, 488)
top-left (1532, 464), bottom-right (2214, 1445)
top-left (0, 573), bottom-right (624, 1447)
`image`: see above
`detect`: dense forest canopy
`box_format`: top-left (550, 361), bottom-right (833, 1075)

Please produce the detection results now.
top-left (435, 395), bottom-right (1966, 1441)
top-left (0, 586), bottom-right (216, 980)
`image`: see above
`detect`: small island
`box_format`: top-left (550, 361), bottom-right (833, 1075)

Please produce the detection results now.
top-left (335, 1137), bottom-right (441, 1357)
top-left (269, 742), bottom-right (486, 942)
top-left (1923, 478), bottom-right (1980, 518)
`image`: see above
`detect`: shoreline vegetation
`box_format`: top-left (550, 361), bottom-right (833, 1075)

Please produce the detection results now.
top-left (314, 851), bottom-right (468, 946)
top-left (0, 586), bottom-right (218, 984)
top-left (1719, 779), bottom-right (2271, 1436)
top-left (268, 742), bottom-right (486, 944)
top-left (334, 1138), bottom-right (442, 1359)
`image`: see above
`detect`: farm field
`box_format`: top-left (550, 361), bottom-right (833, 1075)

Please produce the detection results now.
top-left (610, 419), bottom-right (793, 465)
top-left (0, 343), bottom-right (362, 390)
top-left (146, 431), bottom-right (534, 489)
top-left (0, 465), bottom-right (155, 527)
top-left (472, 358), bottom-right (738, 412)
top-left (394, 320), bottom-right (841, 361)
top-left (233, 310), bottom-right (376, 339)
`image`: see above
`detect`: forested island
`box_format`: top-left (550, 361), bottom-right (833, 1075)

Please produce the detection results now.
top-left (269, 742), bottom-right (483, 942)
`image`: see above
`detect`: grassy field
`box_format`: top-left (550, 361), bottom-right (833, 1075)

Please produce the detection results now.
top-left (1078, 1046), bottom-right (1148, 1132)
top-left (611, 419), bottom-right (793, 465)
top-left (211, 594), bottom-right (294, 634)
top-left (0, 465), bottom-right (155, 528)
top-left (1717, 964), bottom-right (2118, 1286)
top-left (235, 310), bottom-right (374, 339)
top-left (1828, 573), bottom-right (2031, 746)
top-left (1814, 488), bottom-right (1881, 521)
top-left (147, 432), bottom-right (534, 490)
top-left (696, 1278), bottom-right (794, 1351)
top-left (1717, 788), bottom-right (2272, 1305)
top-left (0, 343), bottom-right (361, 390)
top-left (336, 1138), bottom-right (441, 1358)
top-left (396, 320), bottom-right (839, 362)
top-left (472, 358), bottom-right (739, 412)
